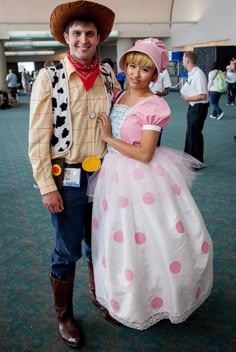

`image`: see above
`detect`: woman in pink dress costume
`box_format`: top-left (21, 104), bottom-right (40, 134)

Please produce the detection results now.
top-left (91, 38), bottom-right (213, 330)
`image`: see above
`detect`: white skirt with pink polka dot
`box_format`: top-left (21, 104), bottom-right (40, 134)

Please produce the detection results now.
top-left (91, 147), bottom-right (213, 330)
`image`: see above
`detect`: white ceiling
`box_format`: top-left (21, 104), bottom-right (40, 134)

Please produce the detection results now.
top-left (0, 0), bottom-right (196, 59)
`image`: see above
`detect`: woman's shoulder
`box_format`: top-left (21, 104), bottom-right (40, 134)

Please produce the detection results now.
top-left (137, 95), bottom-right (170, 110)
top-left (133, 95), bottom-right (171, 122)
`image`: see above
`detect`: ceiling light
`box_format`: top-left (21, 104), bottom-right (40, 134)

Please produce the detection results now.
top-left (8, 31), bottom-right (53, 40)
top-left (8, 30), bottom-right (118, 41)
top-left (4, 41), bottom-right (64, 48)
top-left (5, 50), bottom-right (55, 56)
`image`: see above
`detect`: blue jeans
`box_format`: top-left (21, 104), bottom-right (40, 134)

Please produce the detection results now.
top-left (51, 170), bottom-right (93, 280)
top-left (209, 91), bottom-right (222, 116)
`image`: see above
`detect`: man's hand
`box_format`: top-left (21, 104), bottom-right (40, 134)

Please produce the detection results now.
top-left (182, 95), bottom-right (189, 102)
top-left (42, 190), bottom-right (64, 213)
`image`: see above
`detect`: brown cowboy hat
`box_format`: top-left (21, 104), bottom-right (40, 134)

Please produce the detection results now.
top-left (50, 0), bottom-right (115, 45)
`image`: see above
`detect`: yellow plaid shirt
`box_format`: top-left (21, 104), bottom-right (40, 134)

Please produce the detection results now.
top-left (29, 56), bottom-right (120, 195)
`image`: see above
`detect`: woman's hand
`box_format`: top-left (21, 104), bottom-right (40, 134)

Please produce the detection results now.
top-left (97, 113), bottom-right (112, 142)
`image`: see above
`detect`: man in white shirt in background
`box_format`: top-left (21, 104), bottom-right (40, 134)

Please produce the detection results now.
top-left (6, 69), bottom-right (18, 94)
top-left (6, 69), bottom-right (19, 106)
top-left (181, 51), bottom-right (208, 165)
top-left (150, 68), bottom-right (171, 97)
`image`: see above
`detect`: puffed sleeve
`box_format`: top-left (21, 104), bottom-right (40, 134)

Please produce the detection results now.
top-left (137, 96), bottom-right (171, 132)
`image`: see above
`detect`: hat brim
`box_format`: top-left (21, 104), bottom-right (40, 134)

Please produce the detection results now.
top-left (50, 0), bottom-right (115, 45)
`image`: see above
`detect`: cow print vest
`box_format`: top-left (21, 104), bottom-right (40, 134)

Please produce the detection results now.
top-left (46, 61), bottom-right (115, 156)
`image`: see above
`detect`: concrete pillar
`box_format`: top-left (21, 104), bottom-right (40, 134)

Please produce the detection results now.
top-left (116, 38), bottom-right (134, 72)
top-left (0, 41), bottom-right (7, 91)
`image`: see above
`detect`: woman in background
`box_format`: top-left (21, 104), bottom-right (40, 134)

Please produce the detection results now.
top-left (208, 61), bottom-right (224, 120)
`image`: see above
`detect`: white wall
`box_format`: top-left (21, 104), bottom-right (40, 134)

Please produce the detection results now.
top-left (167, 0), bottom-right (236, 49)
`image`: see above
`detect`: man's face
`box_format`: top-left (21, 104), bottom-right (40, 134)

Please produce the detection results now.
top-left (64, 21), bottom-right (100, 65)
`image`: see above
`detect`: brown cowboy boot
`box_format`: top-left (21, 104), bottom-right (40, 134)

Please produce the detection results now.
top-left (50, 272), bottom-right (82, 348)
top-left (87, 259), bottom-right (121, 325)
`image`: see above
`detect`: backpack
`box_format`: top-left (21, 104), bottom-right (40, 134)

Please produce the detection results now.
top-left (213, 70), bottom-right (227, 93)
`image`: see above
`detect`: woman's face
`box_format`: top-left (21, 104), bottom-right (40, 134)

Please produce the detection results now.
top-left (126, 62), bottom-right (157, 89)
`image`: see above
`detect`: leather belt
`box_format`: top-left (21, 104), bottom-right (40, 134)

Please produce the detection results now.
top-left (64, 162), bottom-right (83, 169)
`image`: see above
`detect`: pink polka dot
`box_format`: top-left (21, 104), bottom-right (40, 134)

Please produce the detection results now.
top-left (99, 167), bottom-right (105, 178)
top-left (124, 268), bottom-right (134, 281)
top-left (110, 299), bottom-right (120, 311)
top-left (195, 287), bottom-right (200, 300)
top-left (142, 192), bottom-right (155, 204)
top-left (102, 199), bottom-right (108, 211)
top-left (201, 242), bottom-right (209, 254)
top-left (176, 221), bottom-right (184, 233)
top-left (151, 296), bottom-right (163, 309)
top-left (155, 165), bottom-right (165, 176)
top-left (92, 218), bottom-right (99, 230)
top-left (172, 183), bottom-right (181, 195)
top-left (102, 256), bottom-right (106, 268)
top-left (133, 168), bottom-right (144, 180)
top-left (135, 232), bottom-right (146, 244)
top-left (119, 196), bottom-right (129, 208)
top-left (169, 261), bottom-right (182, 274)
top-left (113, 230), bottom-right (124, 243)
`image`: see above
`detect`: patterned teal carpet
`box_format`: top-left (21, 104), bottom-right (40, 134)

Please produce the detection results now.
top-left (0, 92), bottom-right (235, 352)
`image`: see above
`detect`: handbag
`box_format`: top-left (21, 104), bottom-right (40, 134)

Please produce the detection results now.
top-left (213, 70), bottom-right (227, 93)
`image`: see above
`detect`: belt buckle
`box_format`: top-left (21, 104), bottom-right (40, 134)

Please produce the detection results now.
top-left (82, 156), bottom-right (101, 172)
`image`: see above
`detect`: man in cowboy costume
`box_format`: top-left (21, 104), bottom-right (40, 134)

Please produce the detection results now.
top-left (29, 0), bottom-right (119, 348)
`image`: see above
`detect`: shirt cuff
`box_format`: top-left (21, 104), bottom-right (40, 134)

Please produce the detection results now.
top-left (38, 182), bottom-right (58, 195)
top-left (143, 125), bottom-right (162, 132)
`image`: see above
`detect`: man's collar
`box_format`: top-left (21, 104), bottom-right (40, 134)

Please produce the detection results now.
top-left (64, 55), bottom-right (77, 78)
top-left (188, 66), bottom-right (197, 75)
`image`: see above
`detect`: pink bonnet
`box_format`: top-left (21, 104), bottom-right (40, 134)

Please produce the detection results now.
top-left (119, 38), bottom-right (169, 76)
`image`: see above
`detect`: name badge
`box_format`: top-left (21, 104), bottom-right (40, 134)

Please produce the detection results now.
top-left (63, 168), bottom-right (81, 187)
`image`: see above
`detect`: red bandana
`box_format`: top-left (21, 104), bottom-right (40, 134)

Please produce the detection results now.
top-left (66, 51), bottom-right (100, 91)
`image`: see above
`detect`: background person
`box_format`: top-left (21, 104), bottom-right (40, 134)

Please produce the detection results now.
top-left (8, 89), bottom-right (19, 107)
top-left (181, 51), bottom-right (209, 164)
top-left (101, 57), bottom-right (115, 72)
top-left (44, 60), bottom-right (56, 68)
top-left (91, 38), bottom-right (213, 330)
top-left (150, 68), bottom-right (171, 96)
top-left (225, 58), bottom-right (236, 105)
top-left (28, 0), bottom-right (119, 348)
top-left (208, 61), bottom-right (224, 120)
top-left (150, 68), bottom-right (172, 145)
top-left (6, 69), bottom-right (19, 100)
top-left (116, 70), bottom-right (126, 89)
top-left (21, 68), bottom-right (31, 94)
top-left (0, 90), bottom-right (10, 109)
